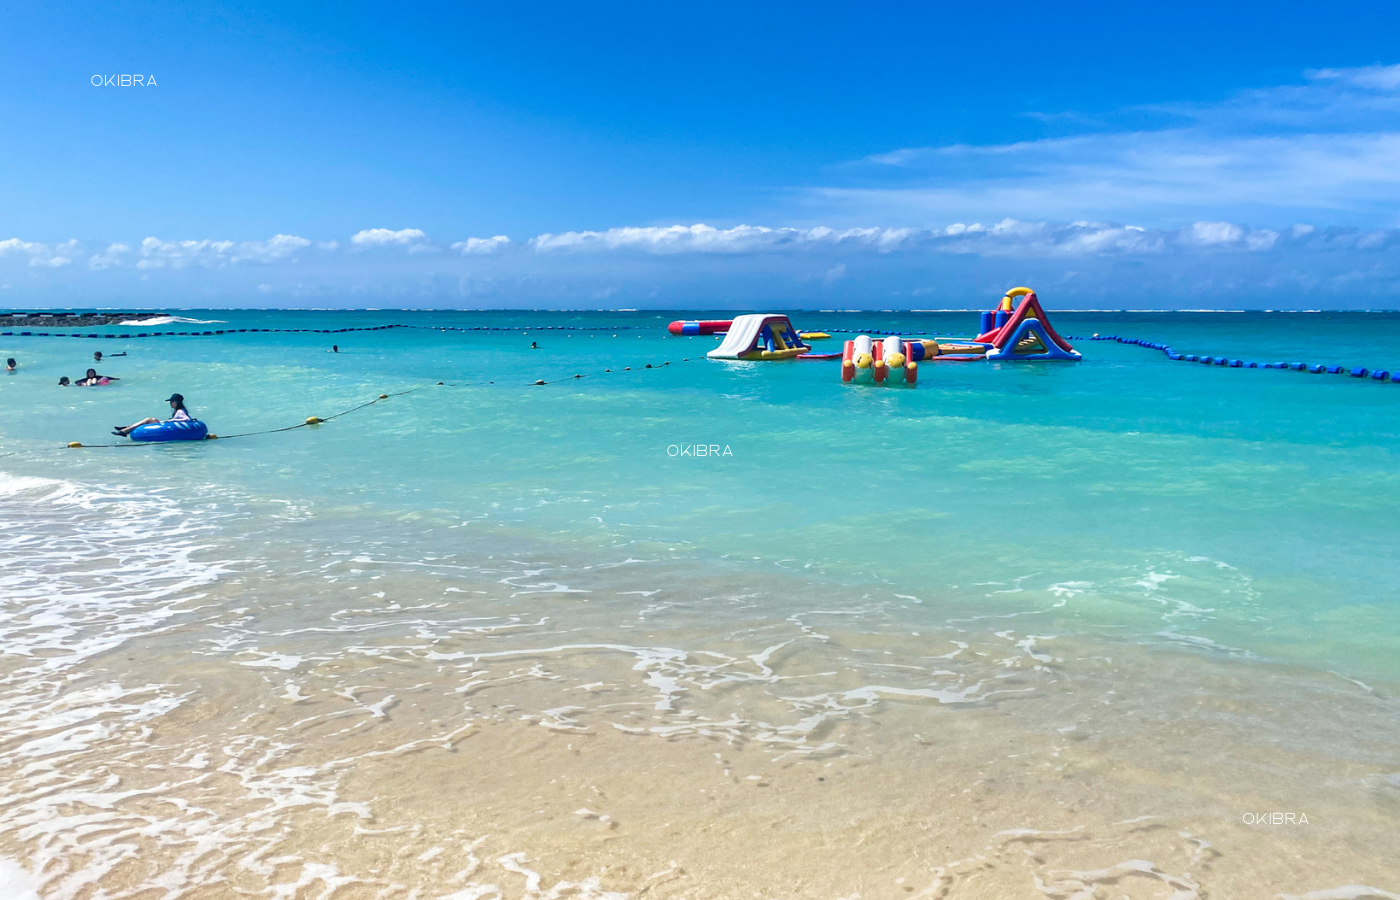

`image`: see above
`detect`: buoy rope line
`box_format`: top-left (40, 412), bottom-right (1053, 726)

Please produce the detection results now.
top-left (1066, 334), bottom-right (1400, 384)
top-left (63, 357), bottom-right (707, 449)
top-left (2, 324), bottom-right (653, 340)
top-left (779, 326), bottom-right (1400, 384)
top-left (67, 385), bottom-right (430, 449)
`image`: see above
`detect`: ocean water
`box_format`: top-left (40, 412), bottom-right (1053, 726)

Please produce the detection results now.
top-left (1, 309), bottom-right (1398, 899)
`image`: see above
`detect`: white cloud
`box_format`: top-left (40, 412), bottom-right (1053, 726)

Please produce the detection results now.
top-left (238, 234), bottom-right (312, 261)
top-left (451, 235), bottom-right (511, 254)
top-left (0, 237), bottom-right (74, 267)
top-left (530, 223), bottom-right (917, 254)
top-left (811, 65), bottom-right (1400, 229)
top-left (1183, 222), bottom-right (1243, 245)
top-left (0, 238), bottom-right (44, 257)
top-left (137, 237), bottom-right (234, 268)
top-left (89, 242), bottom-right (131, 269)
top-left (1309, 64), bottom-right (1400, 92)
top-left (133, 234), bottom-right (320, 268)
top-left (523, 218), bottom-right (1297, 259)
top-left (3, 212), bottom-right (1399, 309)
top-left (351, 228), bottom-right (430, 248)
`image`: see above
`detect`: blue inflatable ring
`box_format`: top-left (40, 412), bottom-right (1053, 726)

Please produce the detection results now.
top-left (130, 419), bottom-right (209, 442)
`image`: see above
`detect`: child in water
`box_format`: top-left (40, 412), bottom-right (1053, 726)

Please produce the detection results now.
top-left (76, 368), bottom-right (119, 386)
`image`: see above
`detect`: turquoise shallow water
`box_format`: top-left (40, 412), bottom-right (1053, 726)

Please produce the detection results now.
top-left (3, 309), bottom-right (1398, 682)
top-left (4, 309), bottom-right (1400, 898)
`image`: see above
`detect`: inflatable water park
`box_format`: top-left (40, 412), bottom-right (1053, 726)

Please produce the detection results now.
top-left (668, 286), bottom-right (1080, 385)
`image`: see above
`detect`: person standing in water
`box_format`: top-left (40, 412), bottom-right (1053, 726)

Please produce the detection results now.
top-left (5, 358), bottom-right (15, 372)
top-left (113, 393), bottom-right (191, 436)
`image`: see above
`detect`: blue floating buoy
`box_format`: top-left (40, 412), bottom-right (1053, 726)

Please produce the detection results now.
top-left (1215, 358), bottom-right (1229, 366)
top-left (1290, 362), bottom-right (1306, 370)
top-left (1373, 370), bottom-right (1390, 381)
top-left (1309, 364), bottom-right (1325, 374)
top-left (1230, 359), bottom-right (1243, 367)
top-left (1185, 354), bottom-right (1198, 361)
top-left (1168, 352), bottom-right (1184, 360)
top-left (1392, 372), bottom-right (1400, 383)
top-left (1350, 367), bottom-right (1369, 377)
top-left (1326, 365), bottom-right (1343, 374)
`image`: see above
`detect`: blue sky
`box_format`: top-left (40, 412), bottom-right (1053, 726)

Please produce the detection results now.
top-left (3, 1), bottom-right (1400, 308)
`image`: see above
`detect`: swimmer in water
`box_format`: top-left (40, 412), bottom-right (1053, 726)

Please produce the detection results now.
top-left (113, 393), bottom-right (191, 436)
top-left (93, 350), bottom-right (102, 362)
top-left (530, 341), bottom-right (538, 349)
top-left (76, 368), bottom-right (119, 386)
top-left (331, 345), bottom-right (339, 353)
top-left (58, 376), bottom-right (70, 386)
top-left (5, 358), bottom-right (15, 372)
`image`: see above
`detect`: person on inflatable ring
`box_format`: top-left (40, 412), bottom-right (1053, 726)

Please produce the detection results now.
top-left (113, 393), bottom-right (192, 437)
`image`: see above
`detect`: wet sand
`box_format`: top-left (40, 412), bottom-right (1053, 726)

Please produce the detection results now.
top-left (3, 539), bottom-right (1397, 899)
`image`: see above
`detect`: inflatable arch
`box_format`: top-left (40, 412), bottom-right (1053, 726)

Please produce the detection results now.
top-left (976, 289), bottom-right (1081, 361)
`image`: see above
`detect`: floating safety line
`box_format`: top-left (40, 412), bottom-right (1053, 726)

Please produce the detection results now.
top-left (4, 325), bottom-right (408, 340)
top-left (3, 324), bottom-right (651, 341)
top-left (67, 385), bottom-right (433, 449)
top-left (1066, 334), bottom-right (1400, 384)
top-left (749, 327), bottom-right (1400, 384)
top-left (401, 325), bottom-right (645, 332)
top-left (64, 356), bottom-right (703, 449)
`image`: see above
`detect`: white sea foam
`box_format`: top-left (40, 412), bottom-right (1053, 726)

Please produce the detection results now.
top-left (0, 472), bottom-right (243, 897)
top-left (0, 472), bottom-right (231, 678)
top-left (1034, 859), bottom-right (1200, 900)
top-left (0, 857), bottom-right (40, 900)
top-left (118, 315), bottom-right (225, 325)
top-left (1278, 887), bottom-right (1400, 900)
